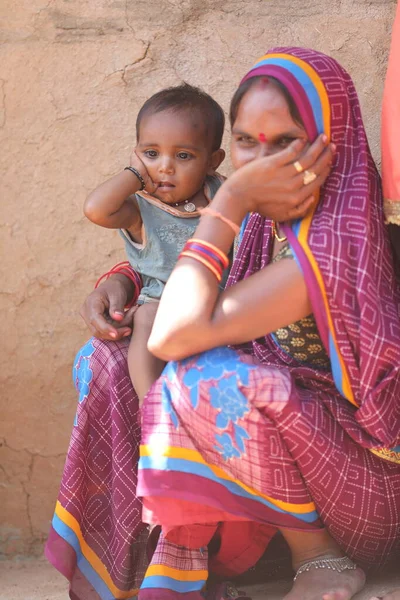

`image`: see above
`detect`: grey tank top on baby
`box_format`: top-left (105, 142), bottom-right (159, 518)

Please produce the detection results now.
top-left (119, 174), bottom-right (223, 302)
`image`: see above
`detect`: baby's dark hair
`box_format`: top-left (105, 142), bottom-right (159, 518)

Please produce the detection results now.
top-left (136, 83), bottom-right (225, 152)
top-left (230, 76), bottom-right (303, 127)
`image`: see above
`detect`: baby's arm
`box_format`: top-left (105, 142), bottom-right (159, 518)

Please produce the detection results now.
top-left (128, 302), bottom-right (166, 404)
top-left (84, 150), bottom-right (156, 230)
top-left (84, 169), bottom-right (143, 230)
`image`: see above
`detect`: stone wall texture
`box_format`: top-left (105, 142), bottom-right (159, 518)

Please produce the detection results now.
top-left (0, 0), bottom-right (397, 557)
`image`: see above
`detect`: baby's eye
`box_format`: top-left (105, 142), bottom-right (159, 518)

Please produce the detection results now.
top-left (177, 152), bottom-right (193, 160)
top-left (144, 149), bottom-right (158, 158)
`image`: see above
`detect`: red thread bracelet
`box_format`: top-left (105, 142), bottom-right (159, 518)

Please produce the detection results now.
top-left (95, 261), bottom-right (142, 309)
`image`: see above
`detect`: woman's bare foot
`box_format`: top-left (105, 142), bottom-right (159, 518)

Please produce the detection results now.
top-left (278, 528), bottom-right (365, 600)
top-left (284, 565), bottom-right (366, 600)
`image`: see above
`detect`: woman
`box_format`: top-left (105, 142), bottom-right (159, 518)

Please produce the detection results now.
top-left (134, 47), bottom-right (400, 600)
top-left (45, 161), bottom-right (329, 599)
top-left (45, 48), bottom-right (399, 600)
top-left (46, 60), bottom-right (333, 600)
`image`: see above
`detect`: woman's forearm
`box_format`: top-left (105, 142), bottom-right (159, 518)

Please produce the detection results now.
top-left (149, 257), bottom-right (311, 361)
top-left (148, 183), bottom-right (312, 361)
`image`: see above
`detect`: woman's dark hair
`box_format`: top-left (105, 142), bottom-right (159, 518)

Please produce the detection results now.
top-left (229, 76), bottom-right (303, 128)
top-left (136, 83), bottom-right (225, 152)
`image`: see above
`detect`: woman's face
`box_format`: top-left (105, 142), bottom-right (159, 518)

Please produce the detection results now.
top-left (230, 81), bottom-right (308, 170)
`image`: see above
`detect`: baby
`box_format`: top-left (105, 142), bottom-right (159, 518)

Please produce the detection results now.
top-left (84, 83), bottom-right (226, 402)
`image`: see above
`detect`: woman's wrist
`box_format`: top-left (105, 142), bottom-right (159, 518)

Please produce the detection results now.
top-left (211, 180), bottom-right (249, 227)
top-left (101, 272), bottom-right (135, 303)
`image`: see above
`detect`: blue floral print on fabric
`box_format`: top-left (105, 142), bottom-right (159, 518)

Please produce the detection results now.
top-left (182, 347), bottom-right (255, 410)
top-left (232, 424), bottom-right (250, 453)
top-left (160, 348), bottom-right (254, 449)
top-left (182, 348), bottom-right (254, 459)
top-left (164, 360), bottom-right (179, 383)
top-left (214, 433), bottom-right (241, 460)
top-left (72, 339), bottom-right (96, 426)
top-left (73, 339), bottom-right (96, 403)
top-left (161, 379), bottom-right (179, 429)
top-left (210, 375), bottom-right (249, 428)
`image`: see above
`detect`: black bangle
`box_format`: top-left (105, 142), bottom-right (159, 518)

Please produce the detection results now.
top-left (124, 166), bottom-right (146, 191)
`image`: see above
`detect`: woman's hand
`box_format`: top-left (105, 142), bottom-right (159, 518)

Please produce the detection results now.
top-left (80, 274), bottom-right (137, 341)
top-left (225, 135), bottom-right (335, 222)
top-left (130, 148), bottom-right (158, 195)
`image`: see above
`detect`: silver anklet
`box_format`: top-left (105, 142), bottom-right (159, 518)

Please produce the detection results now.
top-left (294, 556), bottom-right (357, 581)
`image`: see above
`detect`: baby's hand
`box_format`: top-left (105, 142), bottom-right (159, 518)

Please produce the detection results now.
top-left (130, 148), bottom-right (158, 194)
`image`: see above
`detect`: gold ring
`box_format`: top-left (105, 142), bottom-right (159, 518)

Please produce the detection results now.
top-left (303, 170), bottom-right (317, 185)
top-left (293, 160), bottom-right (303, 173)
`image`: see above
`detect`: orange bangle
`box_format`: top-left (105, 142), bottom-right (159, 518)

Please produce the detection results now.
top-left (187, 238), bottom-right (229, 270)
top-left (180, 250), bottom-right (222, 282)
top-left (199, 206), bottom-right (241, 236)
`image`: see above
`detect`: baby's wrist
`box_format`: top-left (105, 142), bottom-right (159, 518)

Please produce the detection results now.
top-left (124, 166), bottom-right (146, 191)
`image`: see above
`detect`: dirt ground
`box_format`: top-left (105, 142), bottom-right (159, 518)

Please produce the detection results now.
top-left (0, 557), bottom-right (399, 600)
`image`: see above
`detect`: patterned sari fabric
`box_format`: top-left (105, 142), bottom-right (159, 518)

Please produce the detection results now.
top-left (382, 0), bottom-right (400, 214)
top-left (46, 339), bottom-right (256, 600)
top-left (137, 48), bottom-right (400, 596)
top-left (46, 338), bottom-right (149, 599)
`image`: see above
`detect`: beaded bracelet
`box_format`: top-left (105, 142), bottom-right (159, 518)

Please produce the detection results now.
top-left (124, 166), bottom-right (146, 191)
top-left (95, 261), bottom-right (142, 309)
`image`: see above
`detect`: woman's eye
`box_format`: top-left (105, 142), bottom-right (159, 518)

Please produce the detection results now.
top-left (278, 137), bottom-right (295, 148)
top-left (177, 152), bottom-right (192, 160)
top-left (144, 150), bottom-right (158, 158)
top-left (237, 136), bottom-right (255, 146)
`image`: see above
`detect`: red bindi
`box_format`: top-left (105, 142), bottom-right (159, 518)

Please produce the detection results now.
top-left (258, 133), bottom-right (267, 143)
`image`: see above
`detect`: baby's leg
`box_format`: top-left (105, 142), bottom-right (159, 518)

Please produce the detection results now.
top-left (128, 303), bottom-right (166, 404)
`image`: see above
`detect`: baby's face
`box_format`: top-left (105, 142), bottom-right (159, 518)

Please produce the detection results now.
top-left (136, 109), bottom-right (214, 204)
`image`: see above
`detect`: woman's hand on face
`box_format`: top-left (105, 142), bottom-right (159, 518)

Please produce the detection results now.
top-left (226, 135), bottom-right (335, 222)
top-left (80, 277), bottom-right (137, 341)
top-left (130, 148), bottom-right (158, 195)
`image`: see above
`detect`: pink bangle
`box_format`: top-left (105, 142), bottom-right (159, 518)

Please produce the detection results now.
top-left (95, 261), bottom-right (142, 309)
top-left (199, 206), bottom-right (241, 236)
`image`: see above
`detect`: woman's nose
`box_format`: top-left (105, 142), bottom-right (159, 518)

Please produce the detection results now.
top-left (257, 142), bottom-right (274, 158)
